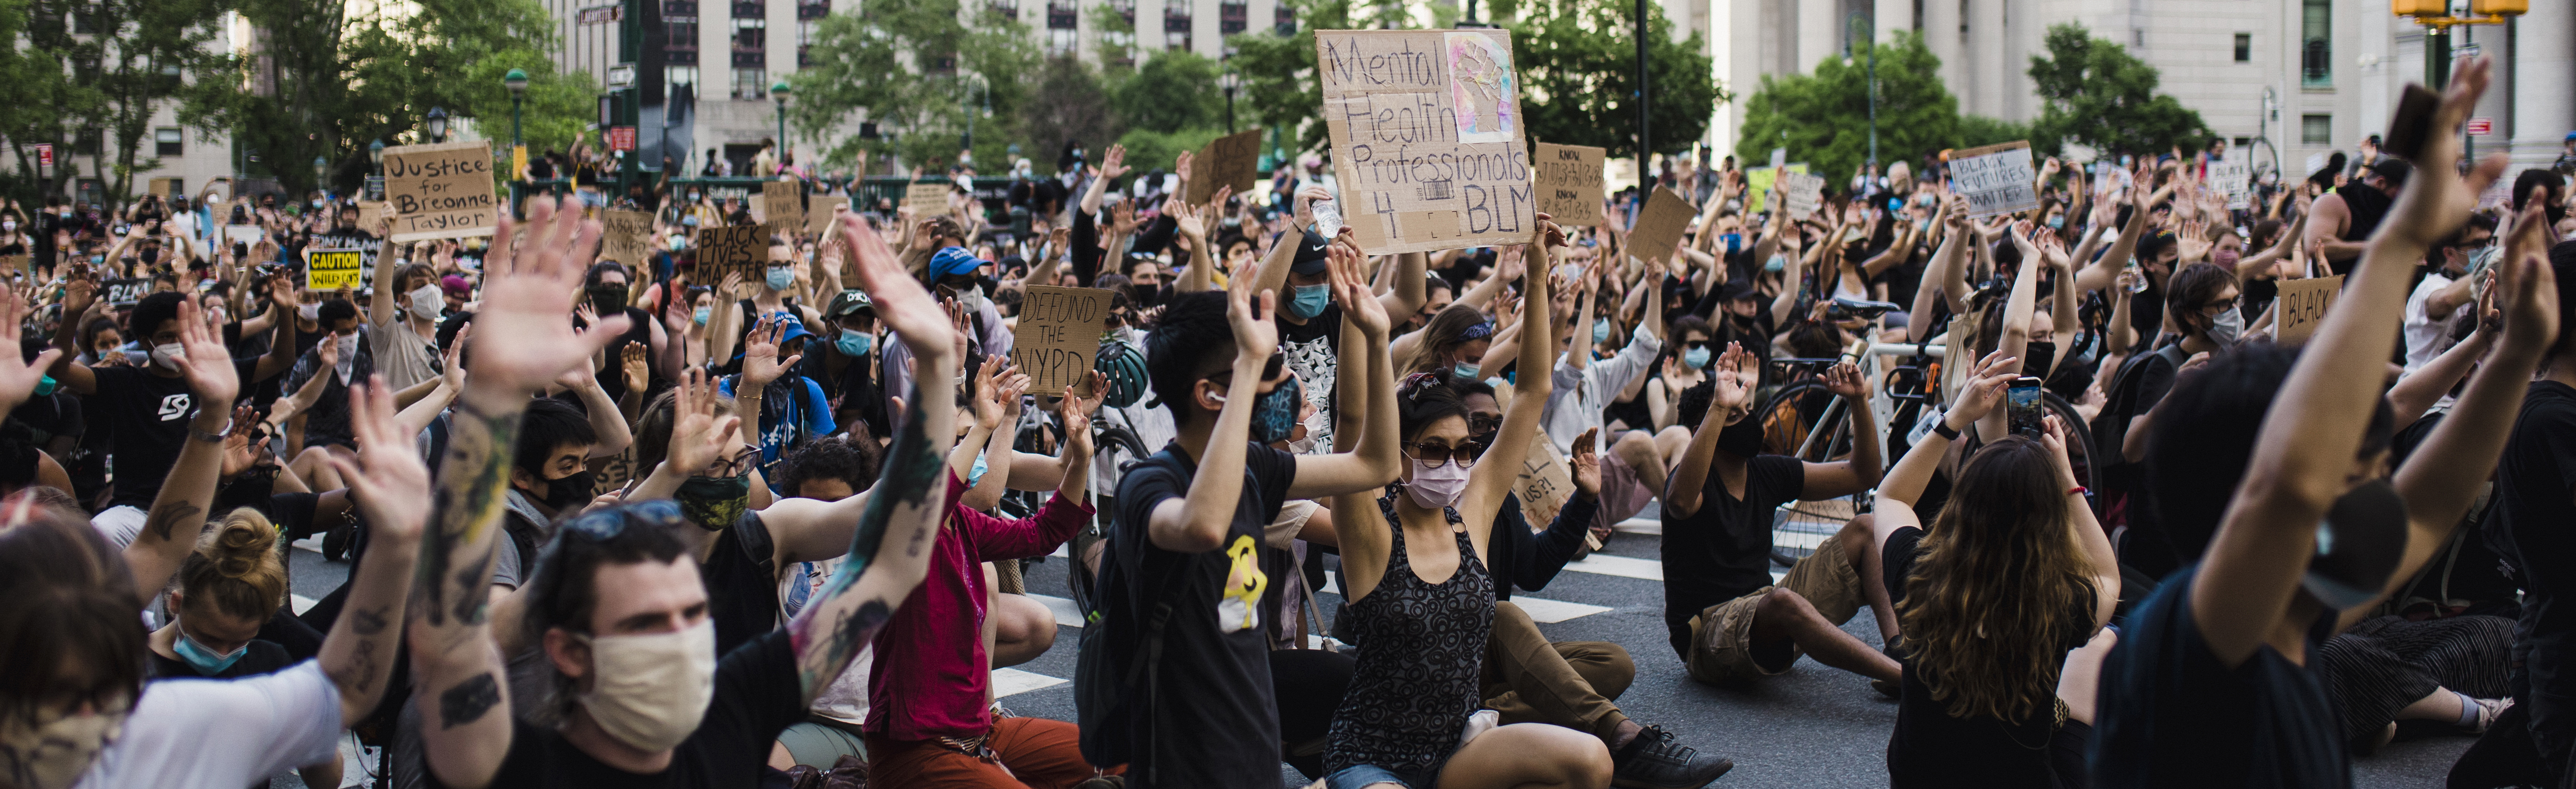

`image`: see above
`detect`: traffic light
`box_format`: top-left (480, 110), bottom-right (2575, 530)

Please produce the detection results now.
top-left (2391, 0), bottom-right (2446, 15)
top-left (2470, 0), bottom-right (2527, 14)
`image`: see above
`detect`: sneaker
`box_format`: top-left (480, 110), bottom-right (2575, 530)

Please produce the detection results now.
top-left (2469, 696), bottom-right (2513, 734)
top-left (1611, 724), bottom-right (1733, 789)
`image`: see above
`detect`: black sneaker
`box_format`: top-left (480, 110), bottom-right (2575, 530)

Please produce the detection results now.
top-left (321, 520), bottom-right (353, 562)
top-left (1612, 724), bottom-right (1733, 789)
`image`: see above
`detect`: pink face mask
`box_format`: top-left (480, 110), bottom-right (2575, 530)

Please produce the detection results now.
top-left (1405, 456), bottom-right (1470, 510)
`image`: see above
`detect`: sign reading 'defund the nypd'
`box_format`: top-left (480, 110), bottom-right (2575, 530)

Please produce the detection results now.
top-left (1315, 29), bottom-right (1536, 254)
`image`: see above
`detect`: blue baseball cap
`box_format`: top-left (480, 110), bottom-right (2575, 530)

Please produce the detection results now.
top-left (768, 311), bottom-right (814, 345)
top-left (930, 246), bottom-right (985, 278)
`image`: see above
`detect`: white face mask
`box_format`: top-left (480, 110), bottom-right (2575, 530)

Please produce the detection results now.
top-left (0, 705), bottom-right (126, 789)
top-left (576, 619), bottom-right (716, 753)
top-left (407, 283), bottom-right (445, 321)
top-left (297, 302), bottom-right (320, 322)
top-left (149, 342), bottom-right (184, 371)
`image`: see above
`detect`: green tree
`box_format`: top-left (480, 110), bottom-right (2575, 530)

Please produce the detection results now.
top-left (1508, 0), bottom-right (1723, 158)
top-left (1959, 114), bottom-right (2033, 149)
top-left (789, 0), bottom-right (1038, 173)
top-left (181, 0), bottom-right (594, 197)
top-left (1110, 50), bottom-right (1223, 135)
top-left (1735, 30), bottom-right (1958, 187)
top-left (1018, 55), bottom-right (1119, 175)
top-left (1226, 0), bottom-right (1353, 157)
top-left (0, 0), bottom-right (102, 201)
top-left (2027, 23), bottom-right (2210, 158)
top-left (10, 0), bottom-right (223, 201)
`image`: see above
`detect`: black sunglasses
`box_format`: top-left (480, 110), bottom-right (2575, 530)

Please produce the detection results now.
top-left (1406, 440), bottom-right (1487, 469)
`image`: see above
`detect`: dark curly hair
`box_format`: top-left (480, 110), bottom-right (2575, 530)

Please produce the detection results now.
top-left (775, 435), bottom-right (881, 498)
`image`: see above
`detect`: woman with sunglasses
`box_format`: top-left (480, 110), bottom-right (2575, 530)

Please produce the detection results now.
top-left (1323, 224), bottom-right (1613, 789)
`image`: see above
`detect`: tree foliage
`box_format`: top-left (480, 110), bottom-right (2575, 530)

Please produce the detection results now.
top-left (4, 0), bottom-right (223, 201)
top-left (1735, 31), bottom-right (1957, 187)
top-left (1509, 0), bottom-right (1723, 158)
top-left (789, 0), bottom-right (1038, 173)
top-left (1227, 0), bottom-right (1354, 158)
top-left (1018, 55), bottom-right (1119, 174)
top-left (1110, 50), bottom-right (1224, 136)
top-left (1959, 114), bottom-right (2033, 149)
top-left (180, 0), bottom-right (594, 197)
top-left (2027, 23), bottom-right (2209, 158)
top-left (0, 0), bottom-right (99, 200)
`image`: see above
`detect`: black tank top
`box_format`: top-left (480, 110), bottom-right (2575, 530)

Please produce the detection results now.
top-left (1325, 490), bottom-right (1493, 785)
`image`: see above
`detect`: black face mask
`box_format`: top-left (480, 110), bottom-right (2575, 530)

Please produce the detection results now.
top-left (1715, 418), bottom-right (1766, 458)
top-left (588, 284), bottom-right (629, 313)
top-left (533, 470), bottom-right (596, 511)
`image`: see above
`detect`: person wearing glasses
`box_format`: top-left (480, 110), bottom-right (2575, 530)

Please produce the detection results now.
top-left (2401, 212), bottom-right (2495, 373)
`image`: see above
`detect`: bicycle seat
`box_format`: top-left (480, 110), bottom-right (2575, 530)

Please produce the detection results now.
top-left (1828, 296), bottom-right (1905, 319)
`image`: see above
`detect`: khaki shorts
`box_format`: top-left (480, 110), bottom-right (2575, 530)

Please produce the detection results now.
top-left (1685, 532), bottom-right (1864, 684)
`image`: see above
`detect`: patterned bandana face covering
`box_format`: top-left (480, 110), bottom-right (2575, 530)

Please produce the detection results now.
top-left (0, 702), bottom-right (127, 789)
top-left (1213, 374), bottom-right (1305, 445)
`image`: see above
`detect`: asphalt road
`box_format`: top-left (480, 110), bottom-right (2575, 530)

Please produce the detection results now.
top-left (278, 523), bottom-right (2474, 788)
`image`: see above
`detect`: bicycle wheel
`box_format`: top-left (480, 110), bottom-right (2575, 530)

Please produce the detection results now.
top-left (1756, 380), bottom-right (1852, 463)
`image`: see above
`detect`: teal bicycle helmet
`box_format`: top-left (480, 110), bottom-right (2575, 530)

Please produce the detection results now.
top-left (1094, 337), bottom-right (1149, 408)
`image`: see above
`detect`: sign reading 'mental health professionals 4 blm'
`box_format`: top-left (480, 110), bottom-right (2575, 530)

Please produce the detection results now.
top-left (1316, 29), bottom-right (1535, 255)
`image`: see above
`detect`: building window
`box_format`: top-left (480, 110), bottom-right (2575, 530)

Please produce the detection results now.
top-left (987, 0), bottom-right (1017, 21)
top-left (667, 14), bottom-right (699, 63)
top-left (1219, 0), bottom-right (1245, 34)
top-left (154, 128), bottom-right (182, 157)
top-left (797, 0), bottom-right (827, 18)
top-left (735, 68), bottom-right (768, 100)
top-left (1048, 27), bottom-right (1077, 53)
top-left (1957, 0), bottom-right (1967, 34)
top-left (71, 4), bottom-right (94, 34)
top-left (1274, 0), bottom-right (1293, 34)
top-left (734, 17), bottom-right (765, 49)
top-left (1110, 0), bottom-right (1133, 25)
top-left (2302, 114), bottom-right (2332, 146)
top-left (797, 19), bottom-right (817, 44)
top-left (2233, 33), bottom-right (2250, 61)
top-left (2301, 0), bottom-right (2330, 87)
top-left (667, 65), bottom-right (700, 87)
top-left (732, 0), bottom-right (761, 17)
top-left (664, 0), bottom-right (697, 13)
top-left (1047, 0), bottom-right (1076, 28)
top-left (1164, 8), bottom-right (1190, 51)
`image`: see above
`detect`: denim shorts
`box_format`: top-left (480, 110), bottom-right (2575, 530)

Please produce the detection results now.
top-left (1324, 764), bottom-right (1415, 789)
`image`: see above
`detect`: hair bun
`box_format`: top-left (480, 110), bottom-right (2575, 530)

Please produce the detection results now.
top-left (206, 512), bottom-right (278, 579)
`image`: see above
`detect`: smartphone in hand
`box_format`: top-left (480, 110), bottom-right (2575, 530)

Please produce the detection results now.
top-left (2380, 84), bottom-right (2443, 162)
top-left (2008, 376), bottom-right (2045, 439)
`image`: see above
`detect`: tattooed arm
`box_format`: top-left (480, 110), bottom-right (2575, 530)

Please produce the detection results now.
top-left (411, 197), bottom-right (634, 789)
top-left (125, 298), bottom-right (242, 601)
top-left (785, 211), bottom-right (960, 705)
top-left (315, 377), bottom-right (429, 723)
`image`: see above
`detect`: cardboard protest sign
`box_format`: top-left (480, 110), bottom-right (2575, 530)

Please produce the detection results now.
top-left (2093, 162), bottom-right (2132, 198)
top-left (1779, 170), bottom-right (1826, 220)
top-left (356, 201), bottom-right (387, 232)
top-left (1187, 128), bottom-right (1263, 205)
top-left (1512, 439), bottom-right (1576, 532)
top-left (600, 210), bottom-right (654, 266)
top-left (103, 278), bottom-right (152, 308)
top-left (1315, 29), bottom-right (1536, 254)
top-left (903, 182), bottom-right (952, 217)
top-left (1533, 143), bottom-right (1606, 227)
top-left (1007, 286), bottom-right (1112, 395)
top-left (2, 255), bottom-right (30, 275)
top-left (806, 196), bottom-right (848, 234)
top-left (305, 248), bottom-right (366, 291)
top-left (149, 178), bottom-right (177, 198)
top-left (694, 223), bottom-right (772, 284)
top-left (381, 140), bottom-right (499, 242)
top-left (1625, 187), bottom-right (1695, 267)
top-left (761, 181), bottom-right (804, 229)
top-left (2208, 156), bottom-right (2253, 210)
top-left (223, 225), bottom-right (263, 245)
top-left (1949, 140), bottom-right (2040, 218)
top-left (2273, 275), bottom-right (2342, 345)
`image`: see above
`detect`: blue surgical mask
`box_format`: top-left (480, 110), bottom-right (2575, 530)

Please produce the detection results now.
top-left (1764, 254), bottom-right (1787, 273)
top-left (173, 626), bottom-right (246, 674)
top-left (765, 266), bottom-right (796, 291)
top-left (1454, 362), bottom-right (1481, 380)
top-left (2047, 215), bottom-right (2066, 230)
top-left (1593, 317), bottom-right (1612, 344)
top-left (1284, 283), bottom-right (1331, 319)
top-left (1683, 346), bottom-right (1712, 369)
top-left (835, 329), bottom-right (871, 356)
top-left (1719, 233), bottom-right (1741, 255)
top-left (692, 306), bottom-right (711, 325)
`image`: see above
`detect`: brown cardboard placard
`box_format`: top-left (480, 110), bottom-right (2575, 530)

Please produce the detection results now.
top-left (1950, 140), bottom-right (2040, 218)
top-left (1625, 186), bottom-right (1695, 267)
top-left (1532, 143), bottom-right (1606, 227)
top-left (903, 182), bottom-right (952, 217)
top-left (305, 248), bottom-right (366, 291)
top-left (1, 255), bottom-right (30, 275)
top-left (1315, 29), bottom-right (1536, 254)
top-left (762, 181), bottom-right (805, 231)
top-left (600, 210), bottom-right (655, 266)
top-left (807, 196), bottom-right (849, 234)
top-left (1779, 170), bottom-right (1826, 220)
top-left (1187, 128), bottom-right (1263, 205)
top-left (381, 139), bottom-right (499, 242)
top-left (695, 223), bottom-right (774, 285)
top-left (1007, 285), bottom-right (1112, 395)
top-left (2273, 274), bottom-right (2342, 345)
top-left (148, 178), bottom-right (177, 198)
top-left (1512, 438), bottom-right (1576, 532)
top-left (355, 201), bottom-right (386, 232)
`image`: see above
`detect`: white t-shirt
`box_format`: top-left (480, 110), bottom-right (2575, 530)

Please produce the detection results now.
top-left (2402, 270), bottom-right (2460, 372)
top-left (77, 660), bottom-right (343, 789)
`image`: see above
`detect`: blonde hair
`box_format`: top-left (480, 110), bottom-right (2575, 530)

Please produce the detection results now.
top-left (177, 508), bottom-right (287, 620)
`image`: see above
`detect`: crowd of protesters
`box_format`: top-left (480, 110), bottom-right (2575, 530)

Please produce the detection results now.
top-left (7, 56), bottom-right (2576, 789)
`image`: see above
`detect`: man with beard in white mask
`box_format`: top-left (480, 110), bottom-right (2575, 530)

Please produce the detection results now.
top-left (406, 200), bottom-right (957, 789)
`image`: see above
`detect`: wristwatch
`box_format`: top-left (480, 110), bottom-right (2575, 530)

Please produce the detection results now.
top-left (1930, 421), bottom-right (1961, 441)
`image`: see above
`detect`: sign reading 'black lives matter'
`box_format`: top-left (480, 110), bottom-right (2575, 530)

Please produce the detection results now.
top-left (1316, 29), bottom-right (1536, 254)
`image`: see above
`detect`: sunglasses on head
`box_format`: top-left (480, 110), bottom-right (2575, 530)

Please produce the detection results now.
top-left (560, 498), bottom-right (686, 541)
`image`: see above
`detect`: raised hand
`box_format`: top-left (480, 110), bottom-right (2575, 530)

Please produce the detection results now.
top-left (665, 367), bottom-right (742, 474)
top-left (1327, 229), bottom-right (1388, 337)
top-left (835, 210), bottom-right (954, 359)
top-left (1569, 426), bottom-right (1602, 497)
top-left (741, 314), bottom-right (801, 386)
top-left (620, 341), bottom-right (650, 392)
top-left (1708, 342), bottom-right (1758, 419)
top-left (322, 376), bottom-right (433, 544)
top-left (220, 403), bottom-right (261, 477)
top-left (1225, 236), bottom-right (1281, 364)
top-left (174, 298), bottom-right (240, 407)
top-left (1822, 361), bottom-right (1866, 399)
top-left (2497, 201), bottom-right (2562, 356)
top-left (0, 292), bottom-right (59, 413)
top-left (2382, 56), bottom-right (2509, 249)
top-left (971, 355), bottom-right (1009, 430)
top-left (471, 195), bottom-right (631, 396)
top-left (2036, 413), bottom-right (2080, 488)
top-left (1941, 350), bottom-right (2020, 428)
top-left (1059, 370), bottom-right (1108, 458)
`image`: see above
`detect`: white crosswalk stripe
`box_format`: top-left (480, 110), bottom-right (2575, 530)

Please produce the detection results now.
top-left (991, 667), bottom-right (1066, 697)
top-left (1315, 573), bottom-right (1610, 623)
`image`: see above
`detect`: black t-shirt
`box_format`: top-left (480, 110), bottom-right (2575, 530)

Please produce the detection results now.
top-left (2125, 284), bottom-right (2166, 354)
top-left (1882, 526), bottom-right (2092, 787)
top-left (705, 512), bottom-right (780, 658)
top-left (1107, 440), bottom-right (1298, 789)
top-left (91, 365), bottom-right (202, 509)
top-left (9, 391), bottom-right (83, 447)
top-left (442, 629), bottom-right (804, 789)
top-left (2088, 565), bottom-right (2348, 789)
top-left (2487, 381), bottom-right (2576, 673)
top-left (146, 638), bottom-right (296, 680)
top-left (1658, 453), bottom-right (1804, 659)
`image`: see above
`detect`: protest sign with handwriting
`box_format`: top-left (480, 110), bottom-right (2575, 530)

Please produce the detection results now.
top-left (807, 196), bottom-right (848, 234)
top-left (382, 140), bottom-right (499, 242)
top-left (1779, 171), bottom-right (1826, 220)
top-left (695, 224), bottom-right (772, 284)
top-left (1008, 286), bottom-right (1111, 395)
top-left (1950, 140), bottom-right (2039, 218)
top-left (1533, 143), bottom-right (1606, 227)
top-left (601, 211), bottom-right (654, 266)
top-left (1188, 129), bottom-right (1263, 204)
top-left (1316, 29), bottom-right (1536, 254)
top-left (2274, 275), bottom-right (2342, 345)
top-left (761, 181), bottom-right (804, 229)
top-left (2208, 156), bottom-right (2252, 210)
top-left (1626, 187), bottom-right (1695, 267)
top-left (104, 278), bottom-right (152, 308)
top-left (904, 182), bottom-right (952, 217)
top-left (305, 249), bottom-right (365, 291)
top-left (1512, 439), bottom-right (1576, 533)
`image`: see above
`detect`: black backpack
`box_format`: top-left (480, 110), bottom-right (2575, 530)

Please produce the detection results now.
top-left (1073, 528), bottom-right (1186, 774)
top-left (2091, 342), bottom-right (2188, 494)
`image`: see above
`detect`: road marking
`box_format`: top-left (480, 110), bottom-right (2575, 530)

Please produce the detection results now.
top-left (292, 594), bottom-right (316, 615)
top-left (1561, 553), bottom-right (1663, 581)
top-left (292, 536), bottom-right (322, 554)
top-left (1050, 544), bottom-right (1068, 558)
top-left (1030, 594), bottom-right (1085, 628)
top-left (1319, 572), bottom-right (1610, 623)
top-left (991, 668), bottom-right (1066, 697)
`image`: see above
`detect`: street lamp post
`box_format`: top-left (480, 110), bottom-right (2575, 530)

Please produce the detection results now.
top-left (1220, 70), bottom-right (1241, 133)
top-left (425, 107), bottom-right (449, 144)
top-left (313, 156), bottom-right (330, 197)
top-left (505, 68), bottom-right (528, 212)
top-left (368, 139), bottom-right (386, 201)
top-left (1847, 13), bottom-right (1878, 169)
top-left (771, 81), bottom-right (793, 170)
